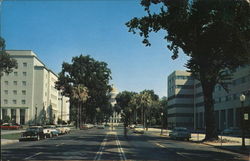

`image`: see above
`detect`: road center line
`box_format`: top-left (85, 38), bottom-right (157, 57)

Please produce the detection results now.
top-left (94, 134), bottom-right (108, 161)
top-left (115, 134), bottom-right (127, 161)
top-left (24, 152), bottom-right (43, 160)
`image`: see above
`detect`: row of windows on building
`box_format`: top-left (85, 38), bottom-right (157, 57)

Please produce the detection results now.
top-left (168, 75), bottom-right (193, 85)
top-left (4, 90), bottom-right (26, 95)
top-left (4, 81), bottom-right (27, 86)
top-left (3, 99), bottom-right (26, 105)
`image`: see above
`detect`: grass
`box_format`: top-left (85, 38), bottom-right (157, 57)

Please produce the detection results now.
top-left (1, 133), bottom-right (21, 140)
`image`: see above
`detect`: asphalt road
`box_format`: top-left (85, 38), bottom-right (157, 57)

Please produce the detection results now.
top-left (1, 127), bottom-right (249, 161)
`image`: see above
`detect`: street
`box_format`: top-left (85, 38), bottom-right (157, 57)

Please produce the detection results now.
top-left (1, 127), bottom-right (249, 161)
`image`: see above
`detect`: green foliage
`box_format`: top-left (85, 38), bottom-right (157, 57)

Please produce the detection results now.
top-left (0, 37), bottom-right (18, 76)
top-left (2, 115), bottom-right (11, 123)
top-left (56, 55), bottom-right (112, 123)
top-left (126, 0), bottom-right (250, 140)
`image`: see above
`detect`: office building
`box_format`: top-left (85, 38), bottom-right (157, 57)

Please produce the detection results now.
top-left (0, 50), bottom-right (70, 125)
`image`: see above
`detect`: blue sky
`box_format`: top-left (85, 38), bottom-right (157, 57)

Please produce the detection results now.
top-left (1, 0), bottom-right (189, 98)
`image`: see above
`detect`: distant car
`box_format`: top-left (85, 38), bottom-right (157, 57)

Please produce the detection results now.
top-left (133, 125), bottom-right (144, 134)
top-left (97, 124), bottom-right (105, 129)
top-left (62, 125), bottom-right (71, 133)
top-left (19, 126), bottom-right (45, 141)
top-left (129, 124), bottom-right (136, 129)
top-left (0, 123), bottom-right (21, 130)
top-left (169, 127), bottom-right (191, 141)
top-left (223, 127), bottom-right (241, 136)
top-left (43, 125), bottom-right (60, 137)
top-left (56, 125), bottom-right (66, 134)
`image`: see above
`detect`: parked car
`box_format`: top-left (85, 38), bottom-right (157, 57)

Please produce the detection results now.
top-left (133, 125), bottom-right (144, 134)
top-left (1, 123), bottom-right (21, 130)
top-left (97, 124), bottom-right (105, 129)
top-left (43, 125), bottom-right (60, 137)
top-left (222, 127), bottom-right (241, 136)
top-left (169, 127), bottom-right (191, 141)
top-left (56, 125), bottom-right (66, 134)
top-left (62, 125), bottom-right (71, 133)
top-left (129, 124), bottom-right (136, 129)
top-left (19, 126), bottom-right (45, 141)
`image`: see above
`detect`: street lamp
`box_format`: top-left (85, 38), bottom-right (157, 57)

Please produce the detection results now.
top-left (161, 112), bottom-right (164, 135)
top-left (239, 94), bottom-right (246, 150)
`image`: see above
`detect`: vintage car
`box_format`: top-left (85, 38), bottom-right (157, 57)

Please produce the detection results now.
top-left (169, 127), bottom-right (191, 141)
top-left (43, 125), bottom-right (60, 137)
top-left (19, 126), bottom-right (46, 141)
top-left (0, 123), bottom-right (21, 130)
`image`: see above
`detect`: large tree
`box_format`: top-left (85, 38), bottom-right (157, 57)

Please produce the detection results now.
top-left (56, 55), bottom-right (112, 124)
top-left (126, 0), bottom-right (250, 140)
top-left (116, 91), bottom-right (136, 135)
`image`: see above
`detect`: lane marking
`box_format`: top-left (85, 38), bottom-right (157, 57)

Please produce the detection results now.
top-left (155, 143), bottom-right (165, 148)
top-left (176, 152), bottom-right (192, 160)
top-left (94, 134), bottom-right (108, 161)
top-left (116, 134), bottom-right (127, 161)
top-left (24, 152), bottom-right (43, 160)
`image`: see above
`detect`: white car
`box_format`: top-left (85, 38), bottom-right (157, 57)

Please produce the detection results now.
top-left (42, 126), bottom-right (54, 138)
top-left (133, 125), bottom-right (144, 134)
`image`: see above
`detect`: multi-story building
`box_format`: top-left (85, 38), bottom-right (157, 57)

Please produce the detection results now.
top-left (167, 71), bottom-right (195, 129)
top-left (167, 66), bottom-right (250, 130)
top-left (0, 50), bottom-right (69, 125)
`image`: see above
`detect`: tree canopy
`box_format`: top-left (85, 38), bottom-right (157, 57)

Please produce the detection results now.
top-left (56, 55), bottom-right (112, 124)
top-left (0, 37), bottom-right (17, 76)
top-left (126, 0), bottom-right (250, 140)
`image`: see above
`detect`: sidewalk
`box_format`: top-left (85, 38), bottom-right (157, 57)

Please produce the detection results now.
top-left (145, 128), bottom-right (250, 155)
top-left (1, 130), bottom-right (23, 146)
top-left (1, 139), bottom-right (19, 146)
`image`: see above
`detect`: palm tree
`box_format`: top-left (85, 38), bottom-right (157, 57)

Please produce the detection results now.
top-left (72, 84), bottom-right (89, 129)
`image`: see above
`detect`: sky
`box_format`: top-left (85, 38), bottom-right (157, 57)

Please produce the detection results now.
top-left (1, 0), bottom-right (189, 98)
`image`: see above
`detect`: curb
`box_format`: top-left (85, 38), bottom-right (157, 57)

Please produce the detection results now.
top-left (1, 139), bottom-right (19, 146)
top-left (202, 142), bottom-right (250, 155)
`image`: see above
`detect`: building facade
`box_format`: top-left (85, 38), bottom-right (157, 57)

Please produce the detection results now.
top-left (0, 50), bottom-right (69, 125)
top-left (167, 71), bottom-right (195, 129)
top-left (167, 66), bottom-right (250, 130)
top-left (109, 85), bottom-right (121, 124)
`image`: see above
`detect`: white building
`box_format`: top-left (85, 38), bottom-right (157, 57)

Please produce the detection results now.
top-left (167, 66), bottom-right (250, 130)
top-left (109, 85), bottom-right (121, 123)
top-left (0, 50), bottom-right (69, 125)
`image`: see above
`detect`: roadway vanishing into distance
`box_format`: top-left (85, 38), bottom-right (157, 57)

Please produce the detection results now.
top-left (1, 127), bottom-right (248, 161)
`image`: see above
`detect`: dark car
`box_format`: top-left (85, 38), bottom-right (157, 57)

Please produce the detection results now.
top-left (19, 126), bottom-right (46, 141)
top-left (222, 127), bottom-right (241, 136)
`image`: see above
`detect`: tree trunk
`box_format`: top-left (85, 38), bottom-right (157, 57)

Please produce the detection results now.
top-left (201, 81), bottom-right (218, 141)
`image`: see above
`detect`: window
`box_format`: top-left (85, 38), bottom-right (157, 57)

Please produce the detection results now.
top-left (4, 99), bottom-right (8, 104)
top-left (22, 90), bottom-right (26, 95)
top-left (21, 100), bottom-right (26, 104)
top-left (22, 81), bottom-right (26, 86)
top-left (4, 81), bottom-right (8, 85)
top-left (4, 90), bottom-right (8, 94)
top-left (14, 72), bottom-right (18, 76)
top-left (23, 72), bottom-right (27, 76)
top-left (12, 100), bottom-right (17, 104)
top-left (23, 62), bottom-right (27, 67)
top-left (13, 81), bottom-right (17, 85)
top-left (13, 90), bottom-right (17, 95)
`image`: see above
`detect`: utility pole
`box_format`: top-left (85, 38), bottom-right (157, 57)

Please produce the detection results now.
top-left (35, 105), bottom-right (37, 125)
